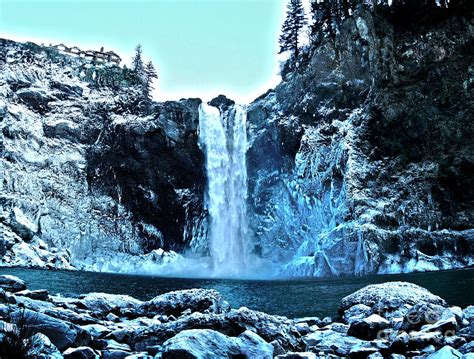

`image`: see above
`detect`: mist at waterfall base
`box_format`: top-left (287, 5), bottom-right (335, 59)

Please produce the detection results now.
top-left (131, 103), bottom-right (275, 279)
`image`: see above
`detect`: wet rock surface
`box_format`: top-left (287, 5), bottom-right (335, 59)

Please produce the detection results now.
top-left (246, 6), bottom-right (474, 276)
top-left (0, 276), bottom-right (471, 358)
top-left (0, 39), bottom-right (205, 271)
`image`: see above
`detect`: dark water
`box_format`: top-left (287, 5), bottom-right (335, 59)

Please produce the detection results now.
top-left (0, 267), bottom-right (472, 318)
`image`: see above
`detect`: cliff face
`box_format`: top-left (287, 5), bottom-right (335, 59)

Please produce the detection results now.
top-left (1, 4), bottom-right (473, 277)
top-left (0, 39), bottom-right (205, 271)
top-left (247, 8), bottom-right (474, 276)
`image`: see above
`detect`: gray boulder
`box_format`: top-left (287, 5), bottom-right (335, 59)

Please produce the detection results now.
top-left (463, 306), bottom-right (474, 322)
top-left (401, 303), bottom-right (446, 331)
top-left (275, 353), bottom-right (317, 359)
top-left (16, 87), bottom-right (56, 113)
top-left (303, 329), bottom-right (374, 357)
top-left (11, 309), bottom-right (90, 351)
top-left (63, 346), bottom-right (98, 359)
top-left (16, 289), bottom-right (49, 301)
top-left (427, 345), bottom-right (463, 359)
top-left (79, 292), bottom-right (143, 315)
top-left (160, 329), bottom-right (273, 359)
top-left (339, 282), bottom-right (446, 320)
top-left (132, 307), bottom-right (301, 352)
top-left (26, 332), bottom-right (63, 359)
top-left (347, 314), bottom-right (390, 340)
top-left (0, 275), bottom-right (27, 292)
top-left (343, 304), bottom-right (373, 324)
top-left (139, 289), bottom-right (229, 317)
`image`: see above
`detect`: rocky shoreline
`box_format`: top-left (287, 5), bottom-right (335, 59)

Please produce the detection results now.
top-left (0, 275), bottom-right (471, 358)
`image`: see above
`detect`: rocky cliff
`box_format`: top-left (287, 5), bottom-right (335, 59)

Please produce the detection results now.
top-left (0, 39), bottom-right (205, 271)
top-left (0, 3), bottom-right (473, 277)
top-left (247, 6), bottom-right (474, 276)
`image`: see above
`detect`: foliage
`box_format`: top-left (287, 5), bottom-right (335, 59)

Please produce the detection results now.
top-left (0, 306), bottom-right (36, 359)
top-left (279, 0), bottom-right (307, 59)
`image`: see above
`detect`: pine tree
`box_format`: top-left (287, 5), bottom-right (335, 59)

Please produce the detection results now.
top-left (131, 44), bottom-right (145, 83)
top-left (279, 0), bottom-right (307, 59)
top-left (144, 61), bottom-right (158, 101)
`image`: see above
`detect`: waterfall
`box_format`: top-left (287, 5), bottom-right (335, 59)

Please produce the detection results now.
top-left (198, 103), bottom-right (249, 276)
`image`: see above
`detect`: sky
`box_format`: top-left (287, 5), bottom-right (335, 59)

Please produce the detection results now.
top-left (0, 0), bottom-right (310, 103)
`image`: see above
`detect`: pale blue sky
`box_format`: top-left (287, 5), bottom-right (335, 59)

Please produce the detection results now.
top-left (0, 0), bottom-right (300, 102)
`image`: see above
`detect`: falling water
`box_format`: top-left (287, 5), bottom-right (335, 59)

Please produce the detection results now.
top-left (198, 103), bottom-right (249, 276)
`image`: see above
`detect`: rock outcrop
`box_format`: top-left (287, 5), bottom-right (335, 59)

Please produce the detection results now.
top-left (246, 6), bottom-right (474, 276)
top-left (0, 39), bottom-right (205, 272)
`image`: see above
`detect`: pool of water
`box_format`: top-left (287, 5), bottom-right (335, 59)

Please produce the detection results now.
top-left (0, 267), bottom-right (472, 318)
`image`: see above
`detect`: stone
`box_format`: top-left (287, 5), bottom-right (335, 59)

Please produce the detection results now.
top-left (15, 289), bottom-right (49, 301)
top-left (339, 282), bottom-right (447, 320)
top-left (347, 314), bottom-right (390, 340)
top-left (160, 329), bottom-right (273, 359)
top-left (408, 331), bottom-right (444, 350)
top-left (402, 303), bottom-right (446, 332)
top-left (303, 330), bottom-right (374, 356)
top-left (343, 304), bottom-right (373, 324)
top-left (463, 306), bottom-right (474, 322)
top-left (444, 335), bottom-right (466, 348)
top-left (132, 307), bottom-right (301, 352)
top-left (81, 324), bottom-right (112, 338)
top-left (295, 322), bottom-right (311, 335)
top-left (16, 87), bottom-right (55, 113)
top-left (427, 345), bottom-right (463, 359)
top-left (102, 350), bottom-right (131, 359)
top-left (11, 308), bottom-right (90, 351)
top-left (106, 313), bottom-right (120, 322)
top-left (79, 293), bottom-right (143, 315)
top-left (459, 341), bottom-right (474, 354)
top-left (26, 332), bottom-right (63, 359)
top-left (0, 275), bottom-right (27, 292)
top-left (138, 289), bottom-right (229, 317)
top-left (276, 353), bottom-right (317, 359)
top-left (63, 346), bottom-right (98, 359)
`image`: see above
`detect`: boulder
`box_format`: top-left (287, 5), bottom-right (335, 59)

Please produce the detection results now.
top-left (102, 349), bottom-right (131, 359)
top-left (408, 331), bottom-right (444, 349)
top-left (463, 306), bottom-right (474, 322)
top-left (16, 289), bottom-right (49, 301)
top-left (11, 309), bottom-right (90, 351)
top-left (347, 314), bottom-right (390, 340)
top-left (51, 80), bottom-right (83, 97)
top-left (0, 275), bottom-right (27, 292)
top-left (276, 353), bottom-right (317, 359)
top-left (339, 282), bottom-right (446, 320)
top-left (459, 341), bottom-right (474, 354)
top-left (132, 307), bottom-right (301, 352)
top-left (303, 330), bottom-right (373, 356)
top-left (26, 332), bottom-right (63, 359)
top-left (426, 345), bottom-right (463, 359)
top-left (81, 324), bottom-right (111, 338)
top-left (401, 303), bottom-right (446, 331)
top-left (160, 329), bottom-right (273, 359)
top-left (43, 119), bottom-right (81, 142)
top-left (79, 293), bottom-right (143, 315)
top-left (343, 304), bottom-right (373, 324)
top-left (63, 346), bottom-right (98, 359)
top-left (16, 87), bottom-right (55, 113)
top-left (138, 289), bottom-right (229, 317)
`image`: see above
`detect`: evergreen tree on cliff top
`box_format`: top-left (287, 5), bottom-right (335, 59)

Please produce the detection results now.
top-left (131, 44), bottom-right (145, 82)
top-left (279, 0), bottom-right (307, 59)
top-left (144, 61), bottom-right (158, 102)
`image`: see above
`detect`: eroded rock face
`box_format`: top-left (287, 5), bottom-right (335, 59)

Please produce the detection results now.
top-left (0, 39), bottom-right (206, 270)
top-left (246, 7), bottom-right (474, 276)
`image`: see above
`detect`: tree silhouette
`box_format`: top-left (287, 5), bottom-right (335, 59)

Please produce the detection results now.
top-left (279, 0), bottom-right (307, 59)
